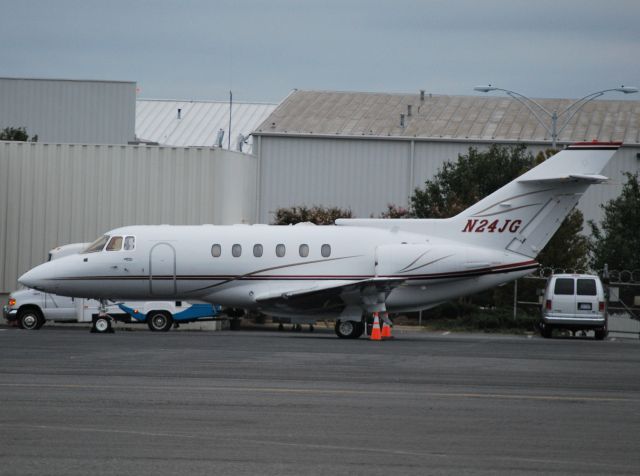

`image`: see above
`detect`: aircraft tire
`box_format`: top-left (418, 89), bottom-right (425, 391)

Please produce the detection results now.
top-left (335, 320), bottom-right (364, 339)
top-left (147, 311), bottom-right (173, 332)
top-left (17, 308), bottom-right (44, 330)
top-left (93, 316), bottom-right (113, 333)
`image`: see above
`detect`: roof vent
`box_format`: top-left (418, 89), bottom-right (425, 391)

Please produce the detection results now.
top-left (407, 104), bottom-right (412, 117)
top-left (420, 90), bottom-right (425, 101)
top-left (215, 128), bottom-right (225, 147)
top-left (400, 113), bottom-right (405, 128)
top-left (177, 108), bottom-right (182, 120)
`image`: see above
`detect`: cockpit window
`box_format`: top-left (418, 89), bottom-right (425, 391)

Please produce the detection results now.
top-left (82, 235), bottom-right (110, 253)
top-left (106, 236), bottom-right (123, 251)
top-left (123, 236), bottom-right (135, 251)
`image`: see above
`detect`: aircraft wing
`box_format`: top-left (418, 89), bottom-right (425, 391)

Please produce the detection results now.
top-left (253, 277), bottom-right (406, 316)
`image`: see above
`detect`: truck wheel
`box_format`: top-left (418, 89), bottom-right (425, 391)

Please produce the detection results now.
top-left (147, 311), bottom-right (173, 332)
top-left (594, 328), bottom-right (607, 340)
top-left (540, 322), bottom-right (553, 339)
top-left (93, 317), bottom-right (112, 333)
top-left (17, 308), bottom-right (44, 330)
top-left (229, 318), bottom-right (242, 331)
top-left (335, 320), bottom-right (364, 339)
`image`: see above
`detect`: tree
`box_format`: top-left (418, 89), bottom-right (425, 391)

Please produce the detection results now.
top-left (0, 127), bottom-right (37, 142)
top-left (411, 144), bottom-right (535, 218)
top-left (410, 144), bottom-right (588, 270)
top-left (272, 205), bottom-right (352, 225)
top-left (378, 204), bottom-right (411, 218)
top-left (590, 172), bottom-right (640, 271)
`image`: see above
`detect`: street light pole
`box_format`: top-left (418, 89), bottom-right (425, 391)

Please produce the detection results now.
top-left (474, 85), bottom-right (638, 148)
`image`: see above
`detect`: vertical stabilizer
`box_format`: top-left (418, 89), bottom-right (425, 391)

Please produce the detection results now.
top-left (336, 142), bottom-right (621, 258)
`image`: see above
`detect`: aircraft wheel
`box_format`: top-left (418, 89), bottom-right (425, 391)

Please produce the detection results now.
top-left (93, 316), bottom-right (113, 333)
top-left (17, 308), bottom-right (44, 330)
top-left (147, 311), bottom-right (173, 332)
top-left (335, 320), bottom-right (363, 339)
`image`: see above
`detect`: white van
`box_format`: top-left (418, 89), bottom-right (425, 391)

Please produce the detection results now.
top-left (540, 274), bottom-right (607, 340)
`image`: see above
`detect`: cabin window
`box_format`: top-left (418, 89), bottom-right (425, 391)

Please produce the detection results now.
top-left (211, 244), bottom-right (222, 258)
top-left (299, 244), bottom-right (309, 258)
top-left (253, 244), bottom-right (263, 257)
top-left (124, 236), bottom-right (135, 251)
top-left (276, 244), bottom-right (286, 257)
top-left (321, 244), bottom-right (331, 258)
top-left (82, 235), bottom-right (109, 253)
top-left (554, 278), bottom-right (574, 295)
top-left (106, 236), bottom-right (123, 251)
top-left (232, 244), bottom-right (242, 257)
top-left (577, 279), bottom-right (597, 296)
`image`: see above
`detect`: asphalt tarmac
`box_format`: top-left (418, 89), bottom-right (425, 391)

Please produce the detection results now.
top-left (0, 326), bottom-right (639, 475)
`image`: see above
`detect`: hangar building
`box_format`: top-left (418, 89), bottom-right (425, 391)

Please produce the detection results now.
top-left (0, 77), bottom-right (136, 144)
top-left (252, 90), bottom-right (640, 225)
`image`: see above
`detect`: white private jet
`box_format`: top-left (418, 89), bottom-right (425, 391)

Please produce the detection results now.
top-left (20, 142), bottom-right (620, 338)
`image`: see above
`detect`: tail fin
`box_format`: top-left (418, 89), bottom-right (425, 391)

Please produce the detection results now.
top-left (337, 142), bottom-right (621, 258)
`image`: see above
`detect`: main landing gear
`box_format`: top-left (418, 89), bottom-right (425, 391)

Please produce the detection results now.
top-left (334, 319), bottom-right (365, 339)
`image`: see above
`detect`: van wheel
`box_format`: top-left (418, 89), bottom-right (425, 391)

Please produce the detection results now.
top-left (335, 320), bottom-right (364, 339)
top-left (594, 328), bottom-right (607, 340)
top-left (147, 311), bottom-right (173, 332)
top-left (540, 323), bottom-right (553, 339)
top-left (17, 308), bottom-right (44, 330)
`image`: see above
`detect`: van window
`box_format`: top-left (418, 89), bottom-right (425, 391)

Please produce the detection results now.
top-left (211, 244), bottom-right (222, 258)
top-left (321, 244), bottom-right (331, 258)
top-left (253, 244), bottom-right (263, 257)
top-left (232, 244), bottom-right (242, 257)
top-left (276, 244), bottom-right (286, 257)
top-left (124, 236), bottom-right (135, 251)
top-left (577, 279), bottom-right (597, 296)
top-left (83, 235), bottom-right (109, 253)
top-left (554, 278), bottom-right (574, 295)
top-left (106, 236), bottom-right (123, 251)
top-left (299, 244), bottom-right (309, 258)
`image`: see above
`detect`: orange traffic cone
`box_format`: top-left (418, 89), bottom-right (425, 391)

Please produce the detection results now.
top-left (370, 312), bottom-right (382, 341)
top-left (381, 313), bottom-right (393, 339)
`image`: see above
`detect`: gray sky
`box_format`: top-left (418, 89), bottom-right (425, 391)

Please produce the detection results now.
top-left (2, 0), bottom-right (639, 103)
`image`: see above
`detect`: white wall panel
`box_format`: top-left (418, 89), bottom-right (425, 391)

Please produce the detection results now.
top-left (257, 135), bottom-right (640, 235)
top-left (0, 78), bottom-right (135, 144)
top-left (259, 137), bottom-right (410, 223)
top-left (0, 142), bottom-right (256, 292)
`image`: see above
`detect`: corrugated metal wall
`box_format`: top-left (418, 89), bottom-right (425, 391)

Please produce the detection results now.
top-left (0, 78), bottom-right (136, 144)
top-left (257, 135), bottom-right (640, 226)
top-left (0, 142), bottom-right (256, 292)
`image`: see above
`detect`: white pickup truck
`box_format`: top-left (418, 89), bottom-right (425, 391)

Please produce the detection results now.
top-left (3, 243), bottom-right (220, 332)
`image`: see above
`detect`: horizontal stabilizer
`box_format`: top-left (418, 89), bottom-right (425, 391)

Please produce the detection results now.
top-left (518, 173), bottom-right (609, 184)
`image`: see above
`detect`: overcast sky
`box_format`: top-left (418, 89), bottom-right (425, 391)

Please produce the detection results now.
top-left (2, 0), bottom-right (639, 103)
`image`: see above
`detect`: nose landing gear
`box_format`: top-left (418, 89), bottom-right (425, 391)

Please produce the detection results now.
top-left (91, 300), bottom-right (114, 333)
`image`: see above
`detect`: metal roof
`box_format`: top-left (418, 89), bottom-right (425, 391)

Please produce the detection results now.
top-left (136, 99), bottom-right (277, 151)
top-left (254, 90), bottom-right (640, 144)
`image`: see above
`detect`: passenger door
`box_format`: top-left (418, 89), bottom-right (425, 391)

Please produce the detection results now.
top-left (44, 293), bottom-right (76, 321)
top-left (149, 243), bottom-right (177, 296)
top-left (550, 277), bottom-right (576, 317)
top-left (575, 278), bottom-right (599, 317)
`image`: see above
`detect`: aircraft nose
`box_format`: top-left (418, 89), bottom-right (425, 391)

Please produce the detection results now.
top-left (19, 261), bottom-right (57, 291)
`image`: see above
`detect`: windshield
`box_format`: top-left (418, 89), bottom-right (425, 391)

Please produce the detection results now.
top-left (82, 235), bottom-right (110, 253)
